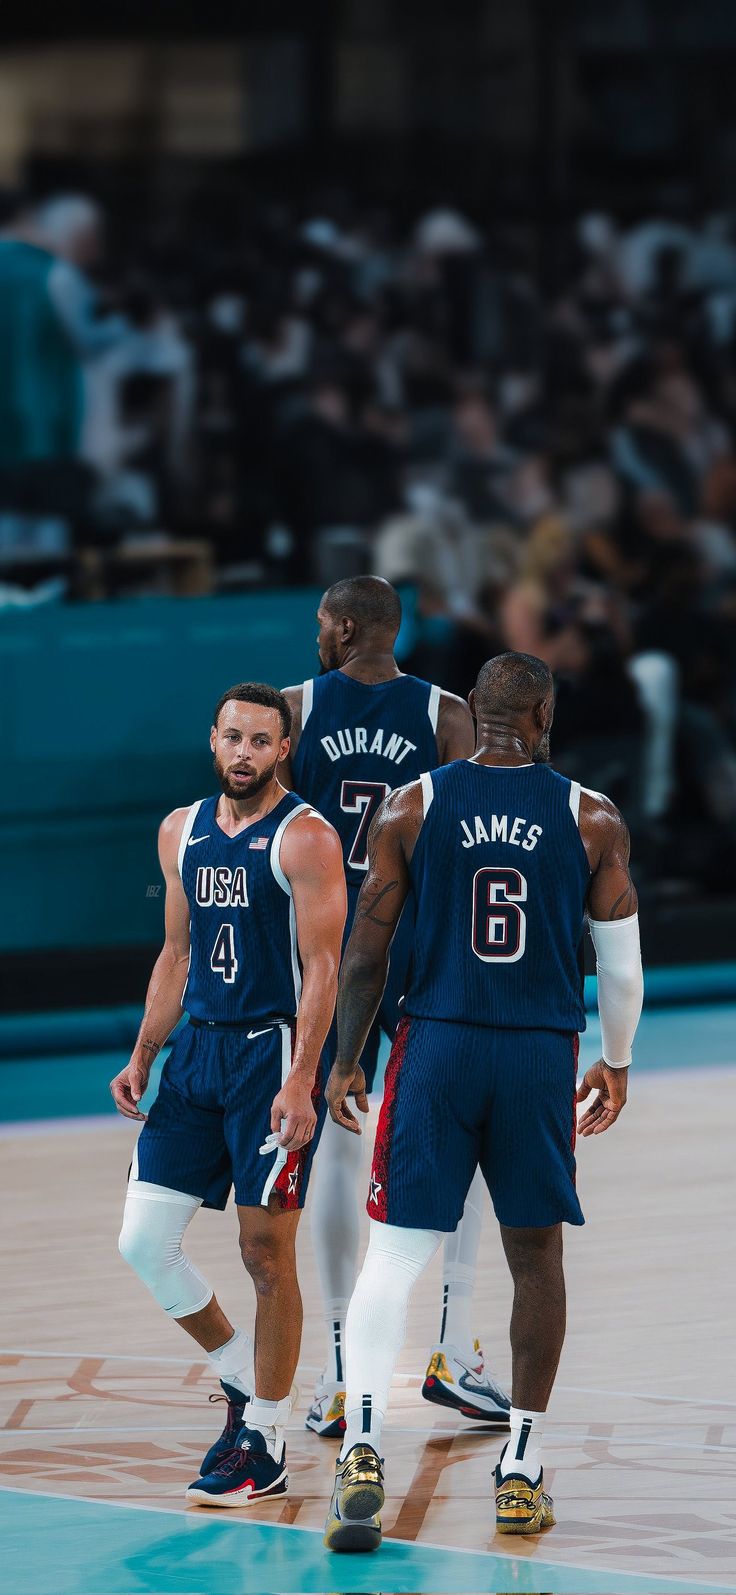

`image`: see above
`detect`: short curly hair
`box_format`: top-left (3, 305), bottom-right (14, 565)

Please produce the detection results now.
top-left (212, 682), bottom-right (292, 739)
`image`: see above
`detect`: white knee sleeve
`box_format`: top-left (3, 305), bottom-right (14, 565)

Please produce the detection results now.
top-left (342, 1220), bottom-right (441, 1451)
top-left (118, 1180), bottom-right (213, 1318)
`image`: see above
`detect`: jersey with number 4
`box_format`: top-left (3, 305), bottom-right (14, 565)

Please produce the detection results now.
top-left (406, 761), bottom-right (591, 1032)
top-left (178, 791), bottom-right (308, 1023)
top-left (291, 671), bottom-right (440, 888)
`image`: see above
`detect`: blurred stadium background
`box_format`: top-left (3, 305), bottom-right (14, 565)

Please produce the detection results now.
top-left (1, 8), bottom-right (736, 1591)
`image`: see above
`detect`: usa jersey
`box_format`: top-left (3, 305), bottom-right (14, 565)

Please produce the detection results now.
top-left (291, 671), bottom-right (441, 887)
top-left (178, 791), bottom-right (308, 1023)
top-left (406, 762), bottom-right (590, 1032)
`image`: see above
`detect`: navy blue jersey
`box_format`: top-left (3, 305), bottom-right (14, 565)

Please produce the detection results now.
top-left (291, 671), bottom-right (441, 888)
top-left (405, 762), bottom-right (590, 1032)
top-left (179, 791), bottom-right (308, 1023)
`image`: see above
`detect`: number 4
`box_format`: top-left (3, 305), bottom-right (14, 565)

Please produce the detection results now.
top-left (211, 922), bottom-right (238, 983)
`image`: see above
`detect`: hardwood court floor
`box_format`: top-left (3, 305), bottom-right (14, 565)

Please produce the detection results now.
top-left (1, 1055), bottom-right (735, 1592)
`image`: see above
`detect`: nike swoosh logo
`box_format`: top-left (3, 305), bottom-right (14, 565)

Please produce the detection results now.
top-left (187, 835), bottom-right (210, 847)
top-left (247, 1026), bottom-right (275, 1040)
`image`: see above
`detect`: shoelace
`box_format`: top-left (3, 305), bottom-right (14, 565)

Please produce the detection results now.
top-left (341, 1450), bottom-right (383, 1486)
top-left (208, 1391), bottom-right (246, 1441)
top-left (212, 1442), bottom-right (264, 1478)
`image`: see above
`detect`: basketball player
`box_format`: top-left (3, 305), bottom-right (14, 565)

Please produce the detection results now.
top-left (281, 576), bottom-right (510, 1437)
top-left (322, 652), bottom-right (643, 1549)
top-left (111, 683), bottom-right (346, 1506)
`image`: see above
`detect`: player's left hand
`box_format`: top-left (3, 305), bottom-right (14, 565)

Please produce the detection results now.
top-left (270, 1074), bottom-right (317, 1151)
top-left (576, 1059), bottom-right (628, 1136)
top-left (326, 1063), bottom-right (369, 1133)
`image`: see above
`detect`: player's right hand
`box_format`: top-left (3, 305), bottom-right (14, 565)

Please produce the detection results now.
top-left (109, 1058), bottom-right (150, 1121)
top-left (326, 1063), bottom-right (369, 1133)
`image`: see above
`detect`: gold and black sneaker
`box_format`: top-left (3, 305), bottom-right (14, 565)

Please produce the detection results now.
top-left (494, 1463), bottom-right (555, 1534)
top-left (323, 1444), bottom-right (384, 1552)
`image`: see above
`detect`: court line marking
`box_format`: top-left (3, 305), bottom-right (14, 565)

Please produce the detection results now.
top-left (0, 1485), bottom-right (732, 1592)
top-left (4, 1350), bottom-right (736, 1412)
top-left (0, 1348), bottom-right (322, 1373)
top-left (3, 1425), bottom-right (736, 1454)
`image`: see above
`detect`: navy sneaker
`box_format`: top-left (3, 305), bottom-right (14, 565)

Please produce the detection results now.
top-left (187, 1423), bottom-right (288, 1507)
top-left (199, 1381), bottom-right (249, 1477)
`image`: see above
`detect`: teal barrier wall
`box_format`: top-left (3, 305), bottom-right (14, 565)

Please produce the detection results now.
top-left (0, 593), bottom-right (322, 951)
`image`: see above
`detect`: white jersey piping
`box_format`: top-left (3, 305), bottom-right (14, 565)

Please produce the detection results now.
top-left (301, 678), bottom-right (314, 728)
top-left (260, 1022), bottom-right (292, 1206)
top-left (428, 682), bottom-right (441, 732)
top-left (177, 799), bottom-right (205, 878)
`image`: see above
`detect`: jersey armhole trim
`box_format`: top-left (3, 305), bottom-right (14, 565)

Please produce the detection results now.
top-left (420, 772), bottom-right (434, 817)
top-left (568, 780), bottom-right (582, 825)
top-left (427, 682), bottom-right (440, 732)
top-left (301, 678), bottom-right (314, 728)
top-left (177, 799), bottom-right (205, 878)
top-left (270, 801), bottom-right (310, 894)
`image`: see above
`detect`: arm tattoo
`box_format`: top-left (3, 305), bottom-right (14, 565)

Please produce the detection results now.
top-left (141, 1040), bottom-right (160, 1058)
top-left (336, 968), bottom-right (386, 1076)
top-left (608, 871), bottom-right (636, 920)
top-left (358, 879), bottom-right (399, 926)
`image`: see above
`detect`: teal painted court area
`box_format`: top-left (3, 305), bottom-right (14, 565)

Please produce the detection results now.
top-left (1, 993), bottom-right (735, 1122)
top-left (1, 1489), bottom-right (730, 1595)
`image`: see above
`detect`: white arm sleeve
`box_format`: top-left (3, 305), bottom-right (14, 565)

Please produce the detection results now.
top-left (588, 913), bottom-right (644, 1068)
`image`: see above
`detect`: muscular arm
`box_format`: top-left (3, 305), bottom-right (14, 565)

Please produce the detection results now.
top-left (328, 785), bottom-right (423, 1127)
top-left (273, 812), bottom-right (346, 1147)
top-left (278, 685), bottom-right (303, 791)
top-left (436, 690), bottom-right (475, 764)
top-left (110, 809), bottom-right (191, 1120)
top-left (576, 791), bottom-right (643, 1131)
top-left (582, 791), bottom-right (638, 922)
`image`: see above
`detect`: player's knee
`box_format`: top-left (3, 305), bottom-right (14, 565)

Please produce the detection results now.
top-left (118, 1212), bottom-right (168, 1286)
top-left (239, 1231), bottom-right (289, 1294)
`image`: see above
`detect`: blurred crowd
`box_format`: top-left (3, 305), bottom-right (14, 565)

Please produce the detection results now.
top-left (2, 186), bottom-right (736, 893)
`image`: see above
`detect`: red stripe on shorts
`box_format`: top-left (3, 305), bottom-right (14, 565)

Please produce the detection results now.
top-left (368, 1013), bottom-right (410, 1223)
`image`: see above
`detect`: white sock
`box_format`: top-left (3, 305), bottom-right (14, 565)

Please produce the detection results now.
top-left (499, 1406), bottom-right (546, 1481)
top-left (439, 1165), bottom-right (484, 1356)
top-left (339, 1220), bottom-right (442, 1460)
top-left (245, 1394), bottom-right (292, 1459)
top-left (207, 1327), bottom-right (254, 1399)
top-left (309, 1111), bottom-right (364, 1383)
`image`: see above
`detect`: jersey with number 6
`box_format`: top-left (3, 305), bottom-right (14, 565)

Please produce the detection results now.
top-left (406, 761), bottom-right (590, 1032)
top-left (291, 671), bottom-right (440, 888)
top-left (178, 791), bottom-right (309, 1023)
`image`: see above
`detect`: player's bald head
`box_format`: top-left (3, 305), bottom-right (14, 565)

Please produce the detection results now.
top-left (474, 653), bottom-right (553, 719)
top-left (321, 576), bottom-right (402, 638)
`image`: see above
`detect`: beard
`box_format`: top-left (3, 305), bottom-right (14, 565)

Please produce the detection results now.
top-left (318, 637), bottom-right (340, 673)
top-left (213, 752), bottom-right (280, 799)
top-left (532, 731), bottom-right (551, 764)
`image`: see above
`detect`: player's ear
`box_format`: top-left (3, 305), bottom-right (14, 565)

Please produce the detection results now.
top-left (468, 688), bottom-right (477, 721)
top-left (278, 736), bottom-right (290, 763)
top-left (342, 614), bottom-right (355, 644)
top-left (209, 724), bottom-right (217, 752)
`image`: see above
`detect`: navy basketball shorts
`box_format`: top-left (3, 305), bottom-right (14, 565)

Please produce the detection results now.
top-left (323, 886), bottom-right (415, 1094)
top-left (134, 1020), bottom-right (326, 1211)
top-left (367, 1016), bottom-right (584, 1231)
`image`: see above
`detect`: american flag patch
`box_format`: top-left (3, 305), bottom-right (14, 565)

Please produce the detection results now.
top-left (249, 836), bottom-right (269, 850)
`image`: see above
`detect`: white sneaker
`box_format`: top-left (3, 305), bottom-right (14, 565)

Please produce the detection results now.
top-left (422, 1340), bottom-right (510, 1423)
top-left (305, 1379), bottom-right (346, 1438)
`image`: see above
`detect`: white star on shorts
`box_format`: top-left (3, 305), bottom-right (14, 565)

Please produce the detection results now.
top-left (369, 1174), bottom-right (382, 1205)
top-left (287, 1169), bottom-right (299, 1195)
